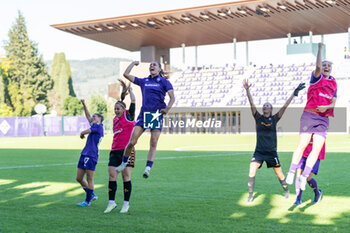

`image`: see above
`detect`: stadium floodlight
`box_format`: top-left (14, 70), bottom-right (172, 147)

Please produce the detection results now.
top-left (200, 12), bottom-right (210, 19)
top-left (181, 15), bottom-right (191, 21)
top-left (237, 8), bottom-right (247, 14)
top-left (106, 25), bottom-right (114, 30)
top-left (118, 23), bottom-right (127, 28)
top-left (163, 17), bottom-right (174, 23)
top-left (259, 6), bottom-right (270, 12)
top-left (217, 10), bottom-right (227, 16)
top-left (147, 19), bottom-right (156, 25)
top-left (95, 26), bottom-right (102, 31)
top-left (325, 0), bottom-right (337, 4)
top-left (131, 21), bottom-right (139, 27)
top-left (277, 2), bottom-right (288, 9)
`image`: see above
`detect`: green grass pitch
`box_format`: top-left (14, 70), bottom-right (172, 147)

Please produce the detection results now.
top-left (0, 134), bottom-right (350, 233)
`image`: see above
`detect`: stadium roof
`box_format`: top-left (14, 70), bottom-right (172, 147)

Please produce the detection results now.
top-left (52, 0), bottom-right (350, 51)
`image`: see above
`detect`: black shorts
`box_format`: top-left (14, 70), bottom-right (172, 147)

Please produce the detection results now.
top-left (251, 151), bottom-right (281, 168)
top-left (108, 149), bottom-right (135, 167)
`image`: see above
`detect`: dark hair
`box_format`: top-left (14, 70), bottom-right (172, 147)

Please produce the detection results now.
top-left (154, 61), bottom-right (169, 79)
top-left (115, 79), bottom-right (130, 109)
top-left (94, 113), bottom-right (104, 123)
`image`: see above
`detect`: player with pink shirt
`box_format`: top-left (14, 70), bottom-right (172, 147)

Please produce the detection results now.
top-left (286, 43), bottom-right (337, 190)
top-left (294, 135), bottom-right (325, 205)
top-left (104, 80), bottom-right (136, 214)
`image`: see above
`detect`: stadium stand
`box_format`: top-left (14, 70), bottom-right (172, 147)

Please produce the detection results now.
top-left (171, 62), bottom-right (315, 108)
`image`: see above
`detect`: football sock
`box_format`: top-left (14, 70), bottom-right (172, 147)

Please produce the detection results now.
top-left (307, 178), bottom-right (319, 195)
top-left (248, 176), bottom-right (255, 195)
top-left (301, 166), bottom-right (312, 178)
top-left (123, 181), bottom-right (132, 202)
top-left (295, 176), bottom-right (303, 202)
top-left (83, 187), bottom-right (87, 193)
top-left (288, 163), bottom-right (298, 174)
top-left (85, 188), bottom-right (94, 203)
top-left (108, 181), bottom-right (117, 201)
top-left (279, 178), bottom-right (289, 192)
top-left (146, 160), bottom-right (153, 168)
top-left (122, 156), bottom-right (129, 163)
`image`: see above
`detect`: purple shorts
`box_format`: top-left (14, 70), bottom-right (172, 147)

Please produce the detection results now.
top-left (299, 111), bottom-right (329, 138)
top-left (77, 155), bottom-right (97, 171)
top-left (297, 156), bottom-right (321, 175)
top-left (135, 110), bottom-right (163, 131)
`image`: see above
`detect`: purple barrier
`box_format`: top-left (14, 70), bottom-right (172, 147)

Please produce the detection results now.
top-left (0, 117), bottom-right (44, 137)
top-left (63, 116), bottom-right (90, 135)
top-left (44, 116), bottom-right (62, 136)
top-left (0, 116), bottom-right (90, 137)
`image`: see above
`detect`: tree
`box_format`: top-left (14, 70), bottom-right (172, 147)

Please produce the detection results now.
top-left (63, 96), bottom-right (82, 116)
top-left (4, 11), bottom-right (53, 116)
top-left (0, 58), bottom-right (14, 116)
top-left (49, 53), bottom-right (76, 114)
top-left (87, 94), bottom-right (108, 117)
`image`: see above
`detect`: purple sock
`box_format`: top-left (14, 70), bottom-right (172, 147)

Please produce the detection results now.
top-left (307, 178), bottom-right (319, 194)
top-left (301, 166), bottom-right (312, 178)
top-left (146, 160), bottom-right (153, 168)
top-left (85, 188), bottom-right (93, 203)
top-left (295, 177), bottom-right (303, 202)
top-left (122, 155), bottom-right (129, 163)
top-left (288, 163), bottom-right (298, 174)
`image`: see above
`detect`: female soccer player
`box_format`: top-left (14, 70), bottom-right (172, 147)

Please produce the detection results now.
top-left (76, 99), bottom-right (104, 207)
top-left (116, 61), bottom-right (175, 179)
top-left (243, 78), bottom-right (305, 202)
top-left (294, 135), bottom-right (324, 205)
top-left (286, 43), bottom-right (337, 190)
top-left (104, 81), bottom-right (136, 214)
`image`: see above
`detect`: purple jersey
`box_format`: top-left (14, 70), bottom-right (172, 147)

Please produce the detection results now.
top-left (81, 123), bottom-right (104, 160)
top-left (134, 75), bottom-right (173, 111)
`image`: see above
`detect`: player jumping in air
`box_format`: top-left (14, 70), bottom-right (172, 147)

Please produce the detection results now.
top-left (115, 61), bottom-right (175, 178)
top-left (76, 100), bottom-right (104, 207)
top-left (243, 78), bottom-right (305, 202)
top-left (104, 81), bottom-right (136, 214)
top-left (294, 134), bottom-right (324, 205)
top-left (286, 43), bottom-right (337, 190)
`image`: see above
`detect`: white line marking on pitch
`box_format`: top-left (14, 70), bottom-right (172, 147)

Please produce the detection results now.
top-left (0, 152), bottom-right (243, 170)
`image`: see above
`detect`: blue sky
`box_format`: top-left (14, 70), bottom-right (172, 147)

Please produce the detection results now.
top-left (1, 0), bottom-right (349, 68)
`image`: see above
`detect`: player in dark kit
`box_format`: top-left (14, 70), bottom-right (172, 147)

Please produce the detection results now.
top-left (115, 61), bottom-right (175, 179)
top-left (243, 78), bottom-right (305, 202)
top-left (76, 99), bottom-right (104, 207)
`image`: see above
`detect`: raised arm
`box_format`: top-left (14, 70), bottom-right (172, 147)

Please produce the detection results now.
top-left (129, 86), bottom-right (135, 103)
top-left (81, 99), bottom-right (92, 123)
top-left (314, 43), bottom-right (323, 78)
top-left (243, 79), bottom-right (257, 116)
top-left (277, 83), bottom-right (305, 119)
top-left (160, 90), bottom-right (175, 115)
top-left (123, 61), bottom-right (139, 83)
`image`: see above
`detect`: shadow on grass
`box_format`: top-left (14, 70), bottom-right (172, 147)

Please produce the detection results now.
top-left (0, 149), bottom-right (350, 232)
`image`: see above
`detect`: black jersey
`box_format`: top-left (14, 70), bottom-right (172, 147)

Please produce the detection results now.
top-left (254, 111), bottom-right (280, 153)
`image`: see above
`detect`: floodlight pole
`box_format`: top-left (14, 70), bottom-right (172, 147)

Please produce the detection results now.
top-left (245, 41), bottom-right (249, 66)
top-left (181, 43), bottom-right (186, 70)
top-left (233, 38), bottom-right (237, 60)
top-left (348, 27), bottom-right (350, 52)
top-left (309, 31), bottom-right (313, 43)
top-left (195, 46), bottom-right (198, 69)
top-left (287, 33), bottom-right (291, 45)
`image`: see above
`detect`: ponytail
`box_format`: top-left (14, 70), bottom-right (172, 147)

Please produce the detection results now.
top-left (116, 79), bottom-right (129, 109)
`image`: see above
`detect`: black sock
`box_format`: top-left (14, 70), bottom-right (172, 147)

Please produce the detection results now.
top-left (279, 178), bottom-right (289, 192)
top-left (108, 181), bottom-right (117, 201)
top-left (248, 176), bottom-right (255, 195)
top-left (123, 181), bottom-right (132, 202)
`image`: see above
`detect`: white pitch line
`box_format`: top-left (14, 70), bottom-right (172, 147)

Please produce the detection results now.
top-left (0, 152), bottom-right (243, 170)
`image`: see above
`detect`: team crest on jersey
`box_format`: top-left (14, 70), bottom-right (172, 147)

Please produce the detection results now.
top-left (157, 77), bottom-right (160, 82)
top-left (146, 79), bottom-right (149, 81)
